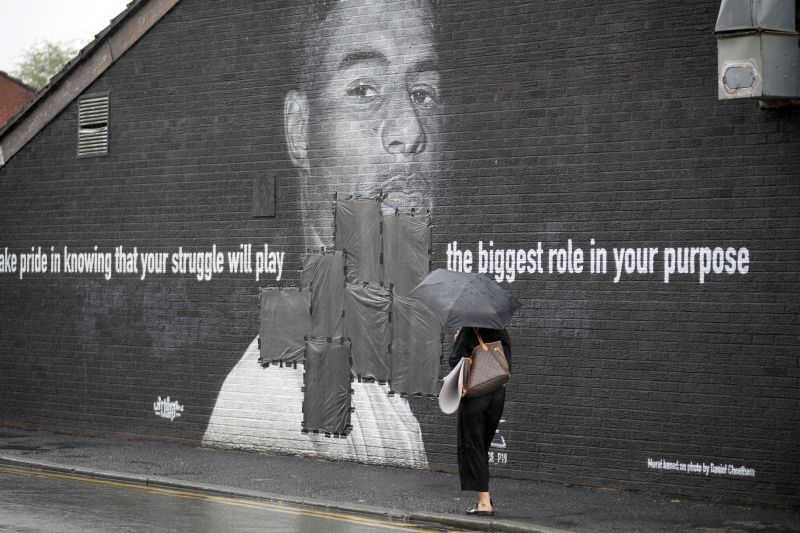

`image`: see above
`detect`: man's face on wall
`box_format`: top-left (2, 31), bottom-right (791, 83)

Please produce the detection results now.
top-left (286, 0), bottom-right (443, 247)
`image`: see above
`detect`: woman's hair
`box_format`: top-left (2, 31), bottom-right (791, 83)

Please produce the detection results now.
top-left (457, 327), bottom-right (511, 345)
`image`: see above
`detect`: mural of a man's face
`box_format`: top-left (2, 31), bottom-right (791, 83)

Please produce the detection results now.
top-left (285, 0), bottom-right (443, 248)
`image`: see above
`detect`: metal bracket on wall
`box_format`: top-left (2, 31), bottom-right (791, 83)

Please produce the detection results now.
top-left (252, 175), bottom-right (276, 217)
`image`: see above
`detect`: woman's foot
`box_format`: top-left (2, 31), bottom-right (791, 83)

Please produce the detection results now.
top-left (465, 504), bottom-right (494, 516)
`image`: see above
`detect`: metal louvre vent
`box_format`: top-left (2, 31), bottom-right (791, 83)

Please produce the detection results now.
top-left (78, 94), bottom-right (109, 157)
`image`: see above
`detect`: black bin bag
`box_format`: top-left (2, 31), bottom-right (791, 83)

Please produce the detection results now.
top-left (390, 295), bottom-right (442, 396)
top-left (383, 213), bottom-right (431, 297)
top-left (344, 282), bottom-right (392, 381)
top-left (259, 287), bottom-right (310, 365)
top-left (334, 198), bottom-right (382, 284)
top-left (302, 251), bottom-right (345, 339)
top-left (302, 336), bottom-right (352, 435)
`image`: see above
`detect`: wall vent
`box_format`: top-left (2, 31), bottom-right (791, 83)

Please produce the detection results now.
top-left (716, 0), bottom-right (800, 103)
top-left (77, 93), bottom-right (109, 157)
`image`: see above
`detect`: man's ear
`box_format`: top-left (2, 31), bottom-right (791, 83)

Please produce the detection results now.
top-left (284, 90), bottom-right (309, 169)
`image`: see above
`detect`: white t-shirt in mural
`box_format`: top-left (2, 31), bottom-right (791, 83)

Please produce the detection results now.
top-left (202, 337), bottom-right (428, 468)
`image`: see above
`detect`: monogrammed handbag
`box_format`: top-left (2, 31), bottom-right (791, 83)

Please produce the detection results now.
top-left (462, 329), bottom-right (510, 398)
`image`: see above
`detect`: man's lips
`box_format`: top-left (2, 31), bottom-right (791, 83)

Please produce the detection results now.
top-left (377, 174), bottom-right (432, 210)
top-left (327, 173), bottom-right (433, 209)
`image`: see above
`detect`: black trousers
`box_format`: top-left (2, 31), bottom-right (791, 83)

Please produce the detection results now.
top-left (457, 387), bottom-right (505, 492)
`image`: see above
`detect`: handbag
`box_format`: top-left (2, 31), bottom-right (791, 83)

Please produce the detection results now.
top-left (462, 328), bottom-right (510, 398)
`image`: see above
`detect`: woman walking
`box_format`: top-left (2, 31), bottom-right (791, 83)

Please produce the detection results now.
top-left (450, 327), bottom-right (511, 516)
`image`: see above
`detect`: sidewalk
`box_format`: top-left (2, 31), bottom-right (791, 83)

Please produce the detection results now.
top-left (1, 427), bottom-right (798, 533)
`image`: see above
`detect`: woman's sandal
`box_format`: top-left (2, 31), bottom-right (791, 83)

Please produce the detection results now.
top-left (465, 505), bottom-right (495, 516)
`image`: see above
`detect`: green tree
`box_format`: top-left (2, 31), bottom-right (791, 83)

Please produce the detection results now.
top-left (12, 40), bottom-right (78, 91)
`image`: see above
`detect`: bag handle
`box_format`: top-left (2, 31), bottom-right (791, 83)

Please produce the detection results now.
top-left (473, 328), bottom-right (488, 351)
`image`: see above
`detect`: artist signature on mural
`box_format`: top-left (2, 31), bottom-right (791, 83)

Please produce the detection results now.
top-left (153, 396), bottom-right (184, 421)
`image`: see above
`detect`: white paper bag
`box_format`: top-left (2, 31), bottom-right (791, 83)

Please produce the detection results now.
top-left (438, 358), bottom-right (466, 414)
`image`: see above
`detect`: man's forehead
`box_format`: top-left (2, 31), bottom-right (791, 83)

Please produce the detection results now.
top-left (316, 1), bottom-right (436, 61)
top-left (317, 0), bottom-right (434, 32)
top-left (298, 0), bottom-right (438, 89)
top-left (315, 0), bottom-right (432, 15)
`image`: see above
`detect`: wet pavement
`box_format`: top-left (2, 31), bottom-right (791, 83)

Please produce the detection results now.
top-left (1, 427), bottom-right (798, 533)
top-left (0, 465), bottom-right (451, 533)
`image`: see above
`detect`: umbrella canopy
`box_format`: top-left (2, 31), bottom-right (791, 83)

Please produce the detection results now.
top-left (406, 269), bottom-right (522, 330)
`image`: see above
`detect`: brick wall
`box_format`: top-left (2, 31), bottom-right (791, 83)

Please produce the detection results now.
top-left (0, 0), bottom-right (798, 505)
top-left (0, 73), bottom-right (34, 127)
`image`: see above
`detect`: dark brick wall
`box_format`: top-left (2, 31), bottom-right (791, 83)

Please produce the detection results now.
top-left (0, 0), bottom-right (304, 441)
top-left (1, 0), bottom-right (798, 505)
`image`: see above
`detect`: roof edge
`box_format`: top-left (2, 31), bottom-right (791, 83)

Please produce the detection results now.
top-left (0, 0), bottom-right (181, 169)
top-left (0, 71), bottom-right (37, 94)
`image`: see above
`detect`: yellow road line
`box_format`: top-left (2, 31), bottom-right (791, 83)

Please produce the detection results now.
top-left (0, 466), bottom-right (451, 532)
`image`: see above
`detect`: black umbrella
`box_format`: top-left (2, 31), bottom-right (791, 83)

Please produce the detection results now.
top-left (406, 268), bottom-right (522, 330)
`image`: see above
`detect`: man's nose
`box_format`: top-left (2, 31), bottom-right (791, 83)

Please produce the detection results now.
top-left (381, 96), bottom-right (427, 156)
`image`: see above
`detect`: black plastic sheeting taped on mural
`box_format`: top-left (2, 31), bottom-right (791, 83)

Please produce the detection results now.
top-left (334, 199), bottom-right (382, 284)
top-left (295, 199), bottom-right (443, 429)
top-left (390, 295), bottom-right (442, 396)
top-left (258, 287), bottom-right (311, 365)
top-left (302, 337), bottom-right (352, 436)
top-left (383, 213), bottom-right (431, 297)
top-left (344, 282), bottom-right (392, 381)
top-left (302, 251), bottom-right (345, 339)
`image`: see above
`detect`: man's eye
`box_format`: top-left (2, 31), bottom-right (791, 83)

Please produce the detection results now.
top-left (410, 85), bottom-right (438, 108)
top-left (346, 83), bottom-right (379, 101)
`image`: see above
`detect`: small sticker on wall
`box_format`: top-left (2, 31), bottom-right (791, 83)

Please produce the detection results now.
top-left (154, 396), bottom-right (184, 421)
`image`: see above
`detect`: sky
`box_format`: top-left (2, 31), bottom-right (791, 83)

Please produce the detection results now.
top-left (0, 0), bottom-right (131, 75)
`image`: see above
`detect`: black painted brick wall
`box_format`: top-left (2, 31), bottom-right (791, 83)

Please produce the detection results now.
top-left (0, 0), bottom-right (798, 505)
